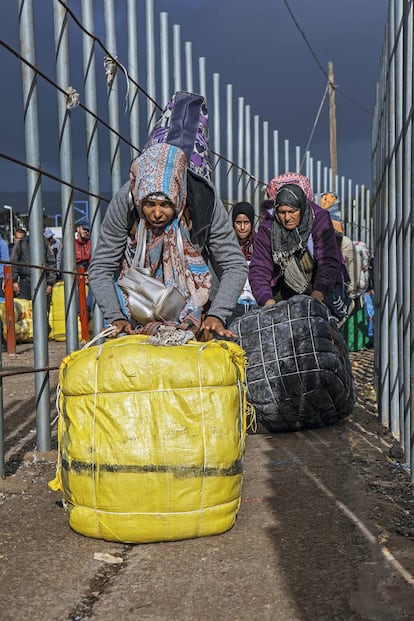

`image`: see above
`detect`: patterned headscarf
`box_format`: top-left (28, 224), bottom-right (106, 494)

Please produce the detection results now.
top-left (266, 172), bottom-right (313, 201)
top-left (130, 143), bottom-right (187, 217)
top-left (272, 184), bottom-right (314, 270)
top-left (128, 143), bottom-right (211, 331)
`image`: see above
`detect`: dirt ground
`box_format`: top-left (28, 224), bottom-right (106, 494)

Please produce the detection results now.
top-left (1, 341), bottom-right (414, 620)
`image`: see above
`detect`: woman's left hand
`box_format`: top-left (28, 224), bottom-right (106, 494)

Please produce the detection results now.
top-left (199, 315), bottom-right (236, 339)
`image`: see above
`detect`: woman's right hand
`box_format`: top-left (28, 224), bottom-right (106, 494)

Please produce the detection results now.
top-left (264, 299), bottom-right (276, 307)
top-left (310, 290), bottom-right (324, 302)
top-left (107, 319), bottom-right (136, 337)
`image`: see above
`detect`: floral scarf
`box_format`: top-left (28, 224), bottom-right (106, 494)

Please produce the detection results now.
top-left (266, 172), bottom-right (313, 201)
top-left (239, 233), bottom-right (255, 261)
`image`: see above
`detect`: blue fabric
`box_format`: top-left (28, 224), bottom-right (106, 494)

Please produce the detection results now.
top-left (364, 292), bottom-right (374, 339)
top-left (0, 238), bottom-right (10, 279)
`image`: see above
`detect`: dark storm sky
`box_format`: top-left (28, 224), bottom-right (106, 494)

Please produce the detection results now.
top-left (1, 0), bottom-right (388, 193)
top-left (153, 0), bottom-right (388, 186)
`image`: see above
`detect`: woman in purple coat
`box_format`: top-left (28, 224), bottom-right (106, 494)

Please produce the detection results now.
top-left (249, 179), bottom-right (350, 323)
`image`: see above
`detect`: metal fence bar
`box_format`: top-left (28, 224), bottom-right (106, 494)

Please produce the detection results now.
top-left (394, 1), bottom-right (406, 447)
top-left (160, 12), bottom-right (169, 107)
top-left (253, 114), bottom-right (260, 217)
top-left (185, 41), bottom-right (193, 93)
top-left (198, 57), bottom-right (206, 97)
top-left (52, 2), bottom-right (79, 356)
top-left (173, 24), bottom-right (181, 93)
top-left (237, 97), bottom-right (244, 202)
top-left (104, 0), bottom-right (122, 192)
top-left (21, 0), bottom-right (51, 451)
top-left (284, 139), bottom-right (289, 173)
top-left (371, 0), bottom-right (414, 478)
top-left (213, 73), bottom-right (221, 198)
top-left (226, 84), bottom-right (234, 208)
top-left (273, 130), bottom-right (279, 178)
top-left (263, 121), bottom-right (269, 194)
top-left (145, 0), bottom-right (156, 133)
top-left (244, 104), bottom-right (251, 201)
top-left (127, 0), bottom-right (140, 158)
top-left (386, 1), bottom-right (401, 438)
top-left (404, 1), bottom-right (414, 474)
top-left (82, 0), bottom-right (103, 336)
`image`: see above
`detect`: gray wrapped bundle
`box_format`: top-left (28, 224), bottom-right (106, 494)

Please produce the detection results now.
top-left (229, 294), bottom-right (355, 432)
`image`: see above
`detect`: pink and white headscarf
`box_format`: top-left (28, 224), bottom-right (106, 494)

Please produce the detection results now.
top-left (266, 172), bottom-right (314, 202)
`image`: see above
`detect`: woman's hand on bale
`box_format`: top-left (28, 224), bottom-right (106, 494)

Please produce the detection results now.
top-left (107, 319), bottom-right (136, 337)
top-left (198, 315), bottom-right (236, 340)
top-left (310, 290), bottom-right (324, 302)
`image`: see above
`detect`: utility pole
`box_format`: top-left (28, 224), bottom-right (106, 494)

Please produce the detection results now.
top-left (328, 61), bottom-right (338, 189)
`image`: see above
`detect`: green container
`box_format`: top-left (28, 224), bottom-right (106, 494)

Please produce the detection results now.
top-left (340, 306), bottom-right (369, 352)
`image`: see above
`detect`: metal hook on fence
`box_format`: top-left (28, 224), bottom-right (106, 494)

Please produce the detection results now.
top-left (103, 54), bottom-right (130, 113)
top-left (66, 86), bottom-right (80, 110)
top-left (104, 54), bottom-right (117, 87)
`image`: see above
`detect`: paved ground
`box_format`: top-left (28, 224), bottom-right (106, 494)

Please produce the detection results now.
top-left (1, 343), bottom-right (414, 620)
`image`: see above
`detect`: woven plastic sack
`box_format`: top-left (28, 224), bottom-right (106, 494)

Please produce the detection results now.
top-left (49, 281), bottom-right (83, 341)
top-left (143, 90), bottom-right (212, 182)
top-left (0, 299), bottom-right (33, 342)
top-left (49, 335), bottom-right (248, 543)
top-left (229, 294), bottom-right (355, 432)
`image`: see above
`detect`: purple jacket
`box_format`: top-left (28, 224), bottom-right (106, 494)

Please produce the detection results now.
top-left (249, 201), bottom-right (342, 306)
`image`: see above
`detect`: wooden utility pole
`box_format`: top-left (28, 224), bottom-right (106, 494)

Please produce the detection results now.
top-left (328, 61), bottom-right (338, 188)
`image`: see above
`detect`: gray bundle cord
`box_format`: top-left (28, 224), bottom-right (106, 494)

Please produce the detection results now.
top-left (147, 324), bottom-right (195, 346)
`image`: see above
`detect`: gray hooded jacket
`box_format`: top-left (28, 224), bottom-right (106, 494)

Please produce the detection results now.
top-left (88, 171), bottom-right (247, 326)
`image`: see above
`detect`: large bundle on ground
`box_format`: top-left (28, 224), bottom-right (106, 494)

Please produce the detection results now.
top-left (49, 335), bottom-right (248, 543)
top-left (229, 294), bottom-right (355, 432)
top-left (0, 298), bottom-right (33, 342)
top-left (48, 281), bottom-right (84, 341)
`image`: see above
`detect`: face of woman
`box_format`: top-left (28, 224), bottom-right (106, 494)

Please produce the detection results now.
top-left (276, 205), bottom-right (301, 230)
top-left (233, 214), bottom-right (252, 241)
top-left (141, 198), bottom-right (176, 231)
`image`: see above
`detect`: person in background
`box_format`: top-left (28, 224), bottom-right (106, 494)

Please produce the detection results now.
top-left (320, 191), bottom-right (340, 212)
top-left (75, 220), bottom-right (91, 271)
top-left (0, 233), bottom-right (10, 294)
top-left (227, 201), bottom-right (257, 325)
top-left (10, 228), bottom-right (56, 309)
top-left (89, 143), bottom-right (247, 339)
top-left (75, 219), bottom-right (92, 314)
top-left (0, 234), bottom-right (10, 352)
top-left (250, 176), bottom-right (351, 325)
top-left (44, 227), bottom-right (62, 279)
top-left (10, 229), bottom-right (30, 299)
top-left (12, 229), bottom-right (26, 248)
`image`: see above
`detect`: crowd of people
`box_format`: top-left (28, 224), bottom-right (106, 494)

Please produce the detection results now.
top-left (1, 156), bottom-right (372, 349)
top-left (2, 218), bottom-right (91, 308)
top-left (86, 150), bottom-right (372, 346)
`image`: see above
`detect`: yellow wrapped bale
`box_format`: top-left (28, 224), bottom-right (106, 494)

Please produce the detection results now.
top-left (49, 281), bottom-right (83, 341)
top-left (0, 299), bottom-right (33, 342)
top-left (49, 335), bottom-right (249, 543)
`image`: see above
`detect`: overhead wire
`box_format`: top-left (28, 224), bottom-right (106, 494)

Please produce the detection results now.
top-left (300, 84), bottom-right (329, 171)
top-left (282, 0), bottom-right (371, 115)
top-left (56, 0), bottom-right (263, 184)
top-left (2, 8), bottom-right (264, 200)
